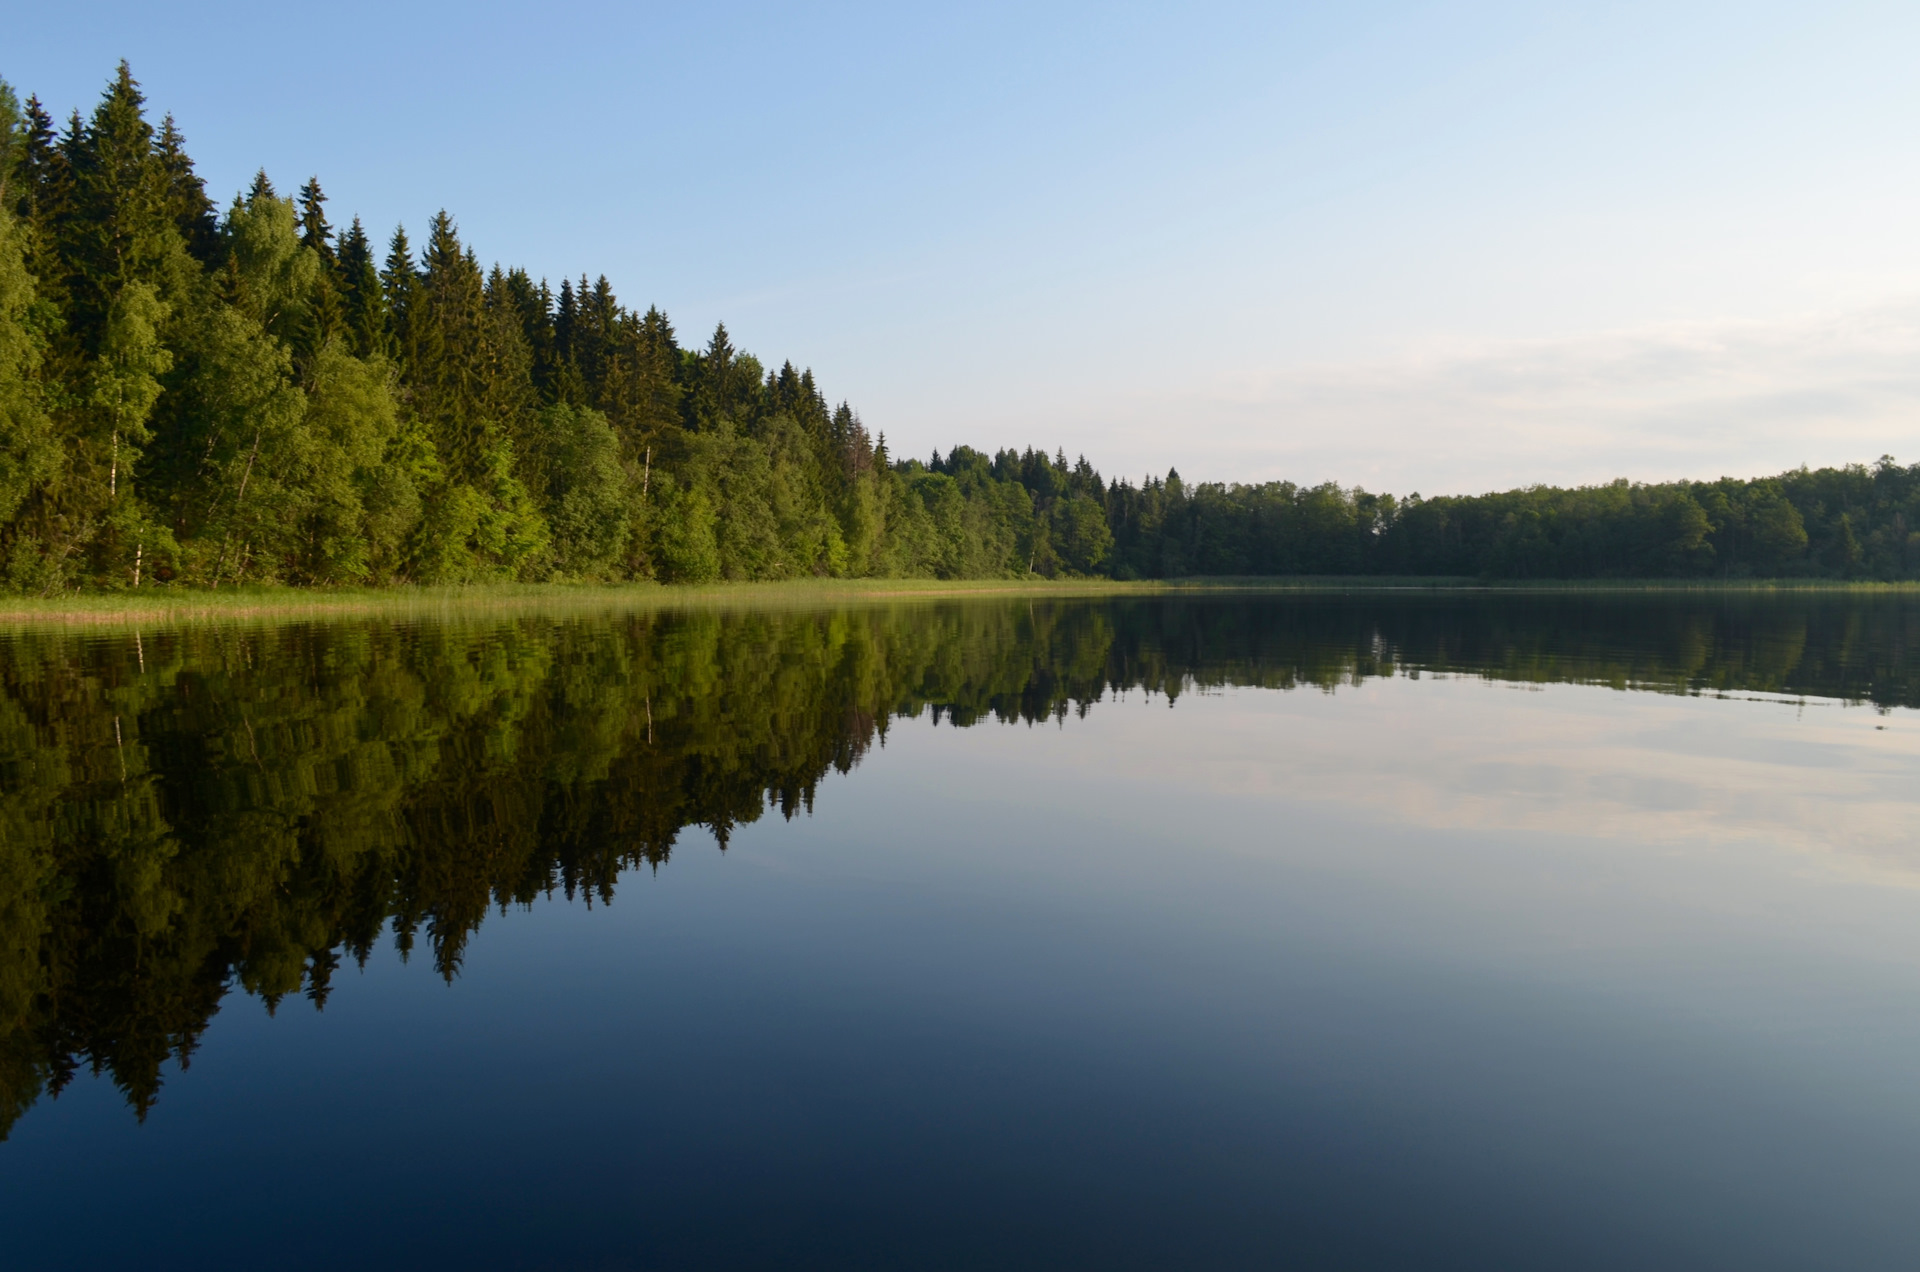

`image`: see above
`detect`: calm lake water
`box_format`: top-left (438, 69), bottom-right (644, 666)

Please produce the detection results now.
top-left (2, 593), bottom-right (1919, 1270)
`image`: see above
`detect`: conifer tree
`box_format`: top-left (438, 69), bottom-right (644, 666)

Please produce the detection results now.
top-left (400, 213), bottom-right (546, 578)
top-left (381, 225), bottom-right (417, 371)
top-left (154, 114), bottom-right (216, 263)
top-left (296, 177), bottom-right (332, 263)
top-left (0, 81), bottom-right (22, 204)
top-left (335, 217), bottom-right (389, 359)
top-left (577, 274), bottom-right (617, 401)
top-left (694, 321), bottom-right (736, 427)
top-left (501, 268), bottom-right (555, 399)
top-left (13, 97), bottom-right (63, 224)
top-left (0, 197), bottom-right (55, 562)
top-left (60, 63), bottom-right (185, 352)
top-left (9, 97), bottom-right (69, 320)
top-left (551, 276), bottom-right (581, 403)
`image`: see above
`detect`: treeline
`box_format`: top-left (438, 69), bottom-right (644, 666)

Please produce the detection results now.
top-left (1101, 463), bottom-right (1920, 581)
top-left (5, 592), bottom-right (1920, 1135)
top-left (2, 66), bottom-right (1919, 590)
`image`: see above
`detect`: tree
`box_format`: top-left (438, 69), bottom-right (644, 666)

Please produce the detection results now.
top-left (0, 197), bottom-right (55, 579)
top-left (59, 64), bottom-right (190, 355)
top-left (381, 224), bottom-right (417, 371)
top-left (295, 177), bottom-right (332, 262)
top-left (523, 403), bottom-right (629, 578)
top-left (1747, 484), bottom-right (1809, 571)
top-left (334, 217), bottom-right (387, 359)
top-left (289, 342), bottom-right (408, 582)
top-left (153, 114), bottom-right (216, 263)
top-left (89, 281), bottom-right (169, 510)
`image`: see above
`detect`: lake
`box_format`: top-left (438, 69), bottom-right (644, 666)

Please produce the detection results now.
top-left (2, 592), bottom-right (1918, 1270)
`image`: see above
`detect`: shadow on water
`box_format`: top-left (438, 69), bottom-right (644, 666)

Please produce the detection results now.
top-left (1, 591), bottom-right (1917, 1137)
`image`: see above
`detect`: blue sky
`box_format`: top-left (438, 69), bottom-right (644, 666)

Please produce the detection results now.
top-left (12, 1), bottom-right (1920, 492)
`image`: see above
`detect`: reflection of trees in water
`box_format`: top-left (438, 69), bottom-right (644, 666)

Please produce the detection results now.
top-left (2, 595), bottom-right (1917, 1135)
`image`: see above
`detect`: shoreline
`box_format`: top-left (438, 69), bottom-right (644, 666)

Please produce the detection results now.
top-left (0, 575), bottom-right (1916, 628)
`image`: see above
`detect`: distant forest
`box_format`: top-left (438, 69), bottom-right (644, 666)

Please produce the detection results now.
top-left (2, 65), bottom-right (1918, 591)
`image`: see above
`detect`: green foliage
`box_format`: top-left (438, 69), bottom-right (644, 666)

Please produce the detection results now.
top-left (0, 64), bottom-right (1917, 594)
top-left (653, 476), bottom-right (721, 582)
top-left (288, 345), bottom-right (407, 582)
top-left (521, 403), bottom-right (629, 578)
top-left (0, 199), bottom-right (54, 533)
top-left (221, 188), bottom-right (315, 346)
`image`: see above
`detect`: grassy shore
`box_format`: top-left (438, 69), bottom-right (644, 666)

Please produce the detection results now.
top-left (0, 574), bottom-right (1914, 628)
top-left (0, 576), bottom-right (1207, 628)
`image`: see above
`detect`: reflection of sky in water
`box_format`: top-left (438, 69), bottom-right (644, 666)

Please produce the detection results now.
top-left (1085, 676), bottom-right (1920, 880)
top-left (6, 625), bottom-right (1920, 1269)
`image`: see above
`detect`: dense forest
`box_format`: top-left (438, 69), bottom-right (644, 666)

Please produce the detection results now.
top-left (2, 65), bottom-right (1919, 589)
top-left (4, 592), bottom-right (1919, 1137)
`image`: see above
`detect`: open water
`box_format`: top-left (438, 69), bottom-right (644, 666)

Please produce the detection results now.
top-left (1, 592), bottom-right (1918, 1269)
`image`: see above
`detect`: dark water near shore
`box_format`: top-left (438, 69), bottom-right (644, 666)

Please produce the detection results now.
top-left (3, 593), bottom-right (1919, 1269)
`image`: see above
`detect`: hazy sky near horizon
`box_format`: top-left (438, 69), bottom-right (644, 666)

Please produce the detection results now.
top-left (11, 1), bottom-right (1920, 493)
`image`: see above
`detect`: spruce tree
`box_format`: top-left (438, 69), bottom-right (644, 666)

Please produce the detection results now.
top-left (406, 212), bottom-right (547, 583)
top-left (154, 114), bottom-right (216, 262)
top-left (0, 198), bottom-right (55, 564)
top-left (336, 217), bottom-right (389, 359)
top-left (11, 97), bottom-right (62, 230)
top-left (0, 80), bottom-right (21, 204)
top-left (552, 276), bottom-right (579, 402)
top-left (290, 180), bottom-right (341, 368)
top-left (381, 225), bottom-right (417, 371)
top-left (296, 177), bottom-right (332, 263)
top-left (61, 63), bottom-right (182, 353)
top-left (502, 269), bottom-right (555, 400)
top-left (694, 321), bottom-right (735, 428)
top-left (578, 274), bottom-right (617, 401)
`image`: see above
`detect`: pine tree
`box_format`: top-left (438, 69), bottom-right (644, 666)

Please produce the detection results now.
top-left (552, 276), bottom-right (581, 403)
top-left (296, 177), bottom-right (332, 264)
top-left (335, 217), bottom-right (389, 359)
top-left (404, 212), bottom-right (547, 581)
top-left (0, 80), bottom-right (22, 205)
top-left (381, 224), bottom-right (417, 371)
top-left (578, 274), bottom-right (617, 402)
top-left (501, 269), bottom-right (555, 400)
top-left (617, 303), bottom-right (683, 473)
top-left (694, 321), bottom-right (736, 427)
top-left (61, 63), bottom-right (184, 354)
top-left (9, 97), bottom-right (70, 329)
top-left (154, 114), bottom-right (216, 263)
top-left (292, 180), bottom-right (340, 369)
top-left (0, 197), bottom-right (55, 572)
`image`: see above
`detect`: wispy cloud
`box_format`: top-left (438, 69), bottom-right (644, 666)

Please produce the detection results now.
top-left (1098, 299), bottom-right (1920, 493)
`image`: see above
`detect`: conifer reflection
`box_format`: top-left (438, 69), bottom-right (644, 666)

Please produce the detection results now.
top-left (1, 594), bottom-right (1917, 1136)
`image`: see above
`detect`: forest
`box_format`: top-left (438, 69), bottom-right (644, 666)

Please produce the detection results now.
top-left (4, 592), bottom-right (1918, 1138)
top-left (3, 65), bottom-right (1920, 590)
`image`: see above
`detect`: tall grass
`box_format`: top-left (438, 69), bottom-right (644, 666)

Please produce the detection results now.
top-left (0, 575), bottom-right (1913, 629)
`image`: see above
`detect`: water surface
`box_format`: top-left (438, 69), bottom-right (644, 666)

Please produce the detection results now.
top-left (2, 593), bottom-right (1918, 1269)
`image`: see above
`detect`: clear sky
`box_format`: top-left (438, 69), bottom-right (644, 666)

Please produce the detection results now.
top-left (10, 1), bottom-right (1920, 493)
